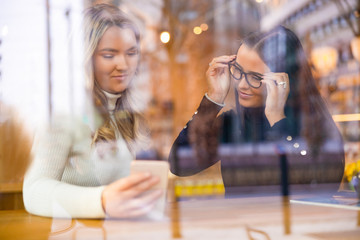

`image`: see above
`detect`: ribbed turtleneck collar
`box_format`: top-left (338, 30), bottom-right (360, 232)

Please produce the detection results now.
top-left (101, 90), bottom-right (122, 112)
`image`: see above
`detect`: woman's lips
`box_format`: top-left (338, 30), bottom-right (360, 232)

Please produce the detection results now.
top-left (238, 91), bottom-right (253, 99)
top-left (111, 75), bottom-right (127, 81)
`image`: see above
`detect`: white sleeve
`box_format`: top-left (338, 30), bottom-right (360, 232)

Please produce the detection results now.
top-left (23, 121), bottom-right (106, 219)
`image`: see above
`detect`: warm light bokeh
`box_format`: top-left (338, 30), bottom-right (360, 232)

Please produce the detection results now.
top-left (193, 26), bottom-right (202, 35)
top-left (160, 31), bottom-right (170, 44)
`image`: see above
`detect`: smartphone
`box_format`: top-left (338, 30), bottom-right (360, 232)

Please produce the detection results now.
top-left (130, 160), bottom-right (169, 219)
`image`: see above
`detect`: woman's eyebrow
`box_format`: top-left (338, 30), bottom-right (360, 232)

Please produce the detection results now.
top-left (98, 46), bottom-right (138, 52)
top-left (235, 61), bottom-right (263, 76)
top-left (127, 46), bottom-right (138, 51)
top-left (248, 71), bottom-right (264, 76)
top-left (234, 61), bottom-right (243, 70)
top-left (99, 48), bottom-right (118, 52)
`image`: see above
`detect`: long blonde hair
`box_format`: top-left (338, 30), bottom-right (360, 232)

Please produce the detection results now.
top-left (83, 4), bottom-right (147, 152)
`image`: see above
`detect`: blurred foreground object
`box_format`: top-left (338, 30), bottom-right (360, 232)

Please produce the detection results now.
top-left (343, 142), bottom-right (360, 199)
top-left (351, 36), bottom-right (360, 62)
top-left (0, 102), bottom-right (32, 209)
top-left (170, 161), bottom-right (225, 199)
top-left (311, 46), bottom-right (338, 76)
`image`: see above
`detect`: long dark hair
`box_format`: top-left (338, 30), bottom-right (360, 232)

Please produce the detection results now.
top-left (240, 26), bottom-right (341, 155)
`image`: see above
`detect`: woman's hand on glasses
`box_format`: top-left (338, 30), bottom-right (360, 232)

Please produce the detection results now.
top-left (261, 72), bottom-right (290, 127)
top-left (206, 55), bottom-right (236, 104)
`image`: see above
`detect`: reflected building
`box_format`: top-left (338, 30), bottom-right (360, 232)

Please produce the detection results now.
top-left (167, 0), bottom-right (356, 197)
top-left (0, 0), bottom-right (359, 207)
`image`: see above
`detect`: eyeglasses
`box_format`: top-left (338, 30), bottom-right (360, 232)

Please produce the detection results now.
top-left (228, 59), bottom-right (264, 89)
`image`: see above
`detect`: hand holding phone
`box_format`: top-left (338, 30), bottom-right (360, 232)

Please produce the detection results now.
top-left (130, 160), bottom-right (169, 219)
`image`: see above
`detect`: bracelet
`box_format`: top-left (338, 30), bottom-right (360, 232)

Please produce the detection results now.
top-left (205, 93), bottom-right (226, 107)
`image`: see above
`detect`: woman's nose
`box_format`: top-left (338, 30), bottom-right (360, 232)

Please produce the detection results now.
top-left (115, 55), bottom-right (128, 70)
top-left (238, 75), bottom-right (249, 89)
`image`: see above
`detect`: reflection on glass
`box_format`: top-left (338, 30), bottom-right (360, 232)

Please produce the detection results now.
top-left (0, 103), bottom-right (32, 210)
top-left (169, 26), bottom-right (345, 198)
top-left (22, 3), bottom-right (165, 219)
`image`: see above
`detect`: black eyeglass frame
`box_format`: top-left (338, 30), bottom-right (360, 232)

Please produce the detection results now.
top-left (228, 59), bottom-right (264, 89)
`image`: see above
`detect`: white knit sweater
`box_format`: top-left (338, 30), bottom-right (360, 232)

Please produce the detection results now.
top-left (23, 92), bottom-right (134, 218)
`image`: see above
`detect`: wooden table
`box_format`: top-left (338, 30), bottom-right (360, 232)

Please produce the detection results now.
top-left (1, 194), bottom-right (359, 240)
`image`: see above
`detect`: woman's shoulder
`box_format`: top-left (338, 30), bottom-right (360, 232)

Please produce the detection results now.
top-left (53, 113), bottom-right (91, 128)
top-left (36, 114), bottom-right (93, 142)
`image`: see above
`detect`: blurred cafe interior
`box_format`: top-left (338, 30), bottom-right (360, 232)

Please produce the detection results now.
top-left (1, 0), bottom-right (360, 239)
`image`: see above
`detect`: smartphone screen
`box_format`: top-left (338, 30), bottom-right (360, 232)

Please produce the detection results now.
top-left (130, 160), bottom-right (169, 219)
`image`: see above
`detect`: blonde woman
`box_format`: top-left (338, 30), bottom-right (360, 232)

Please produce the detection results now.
top-left (23, 4), bottom-right (161, 218)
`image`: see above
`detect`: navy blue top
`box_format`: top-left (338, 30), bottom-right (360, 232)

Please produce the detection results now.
top-left (169, 96), bottom-right (344, 193)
